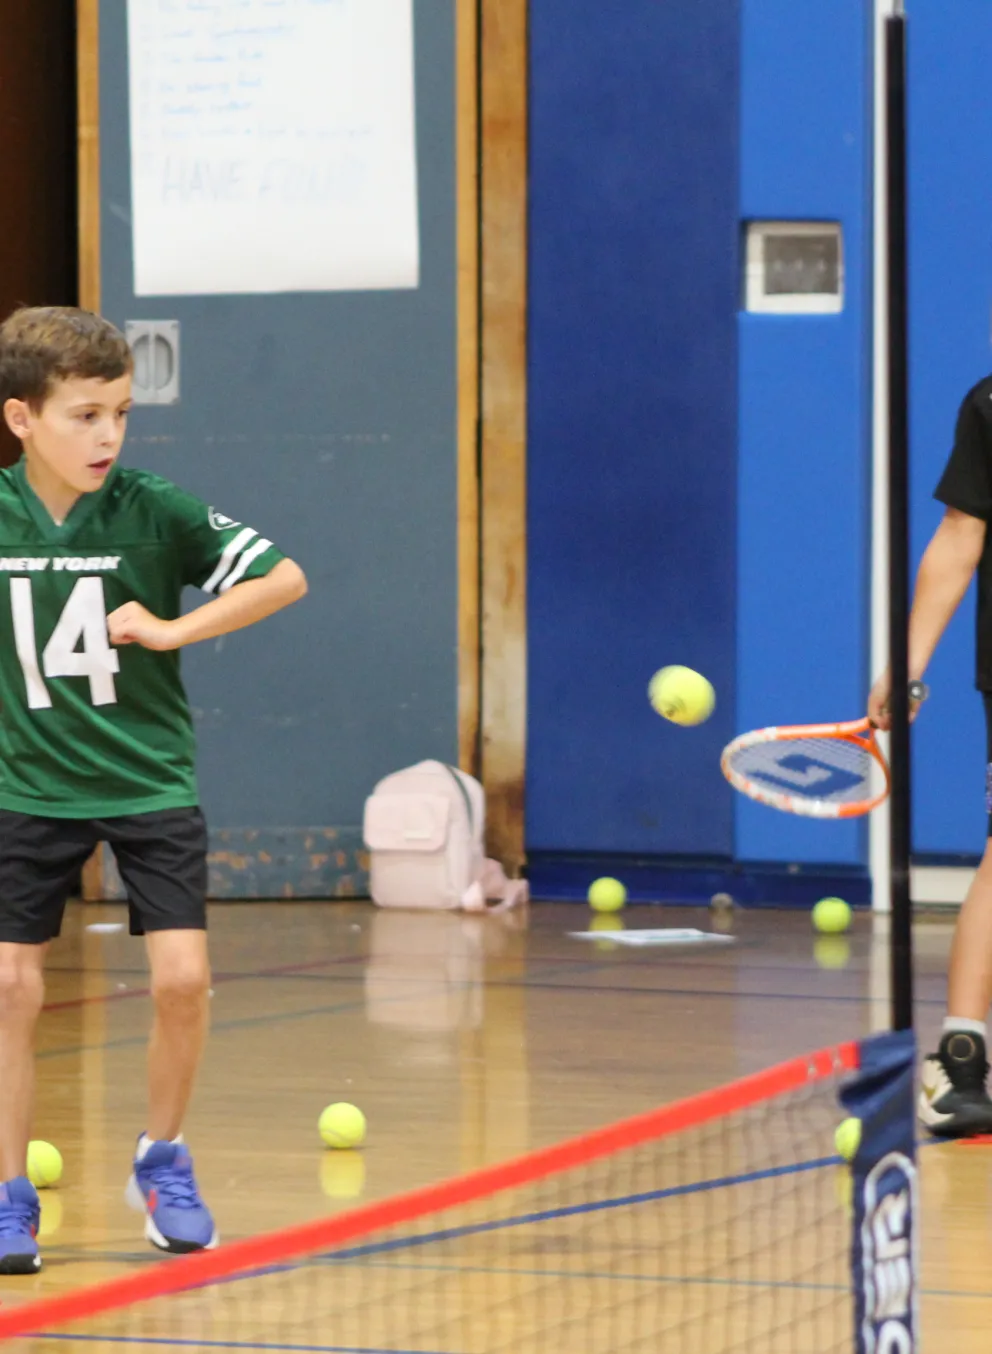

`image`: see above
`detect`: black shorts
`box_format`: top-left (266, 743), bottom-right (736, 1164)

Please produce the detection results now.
top-left (0, 807), bottom-right (208, 945)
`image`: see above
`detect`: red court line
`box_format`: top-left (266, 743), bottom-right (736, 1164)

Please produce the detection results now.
top-left (41, 956), bottom-right (364, 1014)
top-left (0, 1037), bottom-right (858, 1343)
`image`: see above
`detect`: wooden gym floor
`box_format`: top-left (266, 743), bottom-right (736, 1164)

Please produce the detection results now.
top-left (0, 900), bottom-right (986, 1351)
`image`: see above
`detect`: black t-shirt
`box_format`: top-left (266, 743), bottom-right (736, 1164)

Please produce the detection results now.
top-left (934, 374), bottom-right (992, 689)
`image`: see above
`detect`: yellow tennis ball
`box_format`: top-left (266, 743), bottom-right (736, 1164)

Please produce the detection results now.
top-left (27, 1140), bottom-right (63, 1189)
top-left (812, 897), bottom-right (852, 934)
top-left (319, 1102), bottom-right (366, 1150)
top-left (835, 1117), bottom-right (861, 1163)
top-left (648, 666), bottom-right (715, 726)
top-left (588, 877), bottom-right (627, 913)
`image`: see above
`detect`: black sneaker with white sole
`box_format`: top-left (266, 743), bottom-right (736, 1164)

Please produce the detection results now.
top-left (918, 1031), bottom-right (992, 1137)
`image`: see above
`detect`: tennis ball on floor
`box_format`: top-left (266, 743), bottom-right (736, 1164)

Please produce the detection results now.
top-left (588, 877), bottom-right (627, 913)
top-left (27, 1140), bottom-right (63, 1189)
top-left (319, 1102), bottom-right (366, 1150)
top-left (835, 1117), bottom-right (862, 1163)
top-left (812, 897), bottom-right (852, 934)
top-left (648, 666), bottom-right (715, 726)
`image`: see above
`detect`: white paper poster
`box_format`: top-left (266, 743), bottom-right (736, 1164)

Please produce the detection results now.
top-left (127, 0), bottom-right (420, 296)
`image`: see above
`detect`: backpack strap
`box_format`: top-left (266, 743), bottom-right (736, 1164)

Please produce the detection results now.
top-left (441, 763), bottom-right (475, 833)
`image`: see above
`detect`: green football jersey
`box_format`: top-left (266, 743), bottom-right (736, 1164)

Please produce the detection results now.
top-left (0, 459), bottom-right (285, 818)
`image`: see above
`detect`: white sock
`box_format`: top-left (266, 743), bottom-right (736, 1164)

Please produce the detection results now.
top-left (136, 1132), bottom-right (183, 1161)
top-left (943, 1016), bottom-right (986, 1039)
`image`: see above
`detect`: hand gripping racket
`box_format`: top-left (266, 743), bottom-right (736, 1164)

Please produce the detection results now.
top-left (721, 717), bottom-right (891, 819)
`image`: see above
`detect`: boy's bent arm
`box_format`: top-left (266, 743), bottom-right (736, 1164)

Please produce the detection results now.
top-left (108, 558), bottom-right (308, 651)
top-left (869, 506), bottom-right (985, 728)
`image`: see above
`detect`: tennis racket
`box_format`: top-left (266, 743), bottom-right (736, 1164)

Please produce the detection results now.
top-left (720, 717), bottom-right (890, 819)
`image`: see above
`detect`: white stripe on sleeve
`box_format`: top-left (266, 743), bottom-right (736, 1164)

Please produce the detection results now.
top-left (200, 527), bottom-right (258, 594)
top-left (219, 538), bottom-right (274, 592)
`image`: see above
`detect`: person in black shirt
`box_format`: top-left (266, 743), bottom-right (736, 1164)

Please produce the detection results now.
top-left (871, 375), bottom-right (992, 1137)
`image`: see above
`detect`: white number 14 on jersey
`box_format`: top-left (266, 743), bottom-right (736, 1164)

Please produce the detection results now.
top-left (11, 576), bottom-right (120, 709)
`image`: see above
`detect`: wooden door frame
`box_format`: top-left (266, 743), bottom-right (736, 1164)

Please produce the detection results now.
top-left (478, 0), bottom-right (528, 873)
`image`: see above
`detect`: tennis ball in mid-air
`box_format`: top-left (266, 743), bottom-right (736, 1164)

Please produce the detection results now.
top-left (648, 666), bottom-right (715, 726)
top-left (27, 1140), bottom-right (63, 1189)
top-left (588, 877), bottom-right (627, 913)
top-left (834, 1117), bottom-right (862, 1163)
top-left (812, 897), bottom-right (852, 934)
top-left (319, 1102), bottom-right (366, 1150)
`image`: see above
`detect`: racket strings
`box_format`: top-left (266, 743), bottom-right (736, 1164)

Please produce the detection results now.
top-left (727, 735), bottom-right (882, 806)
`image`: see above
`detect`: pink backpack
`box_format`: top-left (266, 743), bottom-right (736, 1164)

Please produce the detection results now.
top-left (363, 760), bottom-right (528, 912)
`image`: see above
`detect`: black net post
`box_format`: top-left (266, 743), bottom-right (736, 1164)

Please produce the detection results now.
top-left (885, 7), bottom-right (914, 1032)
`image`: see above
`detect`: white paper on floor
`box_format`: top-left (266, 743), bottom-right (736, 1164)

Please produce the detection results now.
top-left (569, 928), bottom-right (735, 947)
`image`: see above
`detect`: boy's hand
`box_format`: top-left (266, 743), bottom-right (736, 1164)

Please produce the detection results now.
top-left (868, 671), bottom-right (893, 730)
top-left (868, 669), bottom-right (925, 731)
top-left (107, 601), bottom-right (182, 651)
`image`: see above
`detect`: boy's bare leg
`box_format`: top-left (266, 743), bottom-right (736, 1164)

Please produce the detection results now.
top-left (0, 942), bottom-right (46, 1181)
top-left (145, 930), bottom-right (210, 1142)
top-left (946, 837), bottom-right (992, 1021)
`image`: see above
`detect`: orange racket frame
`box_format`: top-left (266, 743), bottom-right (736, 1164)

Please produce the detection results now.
top-left (720, 717), bottom-right (891, 819)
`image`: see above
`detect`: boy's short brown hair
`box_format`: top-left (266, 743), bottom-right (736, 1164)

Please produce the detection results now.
top-left (0, 306), bottom-right (133, 409)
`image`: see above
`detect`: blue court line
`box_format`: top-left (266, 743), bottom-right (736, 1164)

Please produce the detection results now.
top-left (39, 960), bottom-right (631, 1063)
top-left (36, 996), bottom-right (377, 1061)
top-left (140, 965), bottom-right (943, 1010)
top-left (39, 1153), bottom-right (843, 1278)
top-left (37, 976), bottom-right (928, 1063)
top-left (326, 1153), bottom-right (840, 1260)
top-left (41, 952), bottom-right (953, 992)
top-left (275, 1254), bottom-right (992, 1303)
top-left (481, 979), bottom-right (945, 1007)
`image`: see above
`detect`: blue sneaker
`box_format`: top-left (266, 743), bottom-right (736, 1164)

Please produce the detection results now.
top-left (127, 1140), bottom-right (218, 1254)
top-left (0, 1177), bottom-right (41, 1274)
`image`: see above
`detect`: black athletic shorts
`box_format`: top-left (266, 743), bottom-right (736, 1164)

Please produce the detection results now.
top-left (0, 806), bottom-right (208, 945)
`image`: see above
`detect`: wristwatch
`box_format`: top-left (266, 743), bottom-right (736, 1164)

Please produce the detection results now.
top-left (908, 680), bottom-right (929, 704)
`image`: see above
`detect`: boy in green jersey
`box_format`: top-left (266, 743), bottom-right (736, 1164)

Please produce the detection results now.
top-left (0, 307), bottom-right (307, 1271)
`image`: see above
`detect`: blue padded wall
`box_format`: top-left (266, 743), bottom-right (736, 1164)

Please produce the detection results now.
top-left (527, 0), bottom-right (740, 857)
top-left (736, 0), bottom-right (873, 867)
